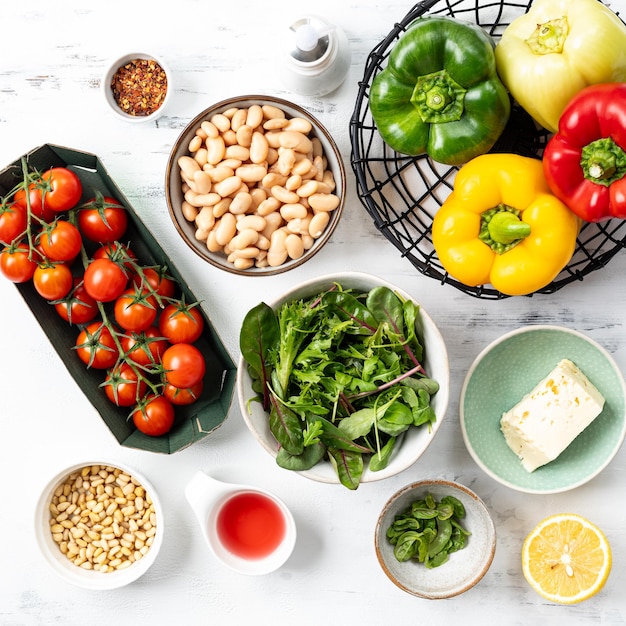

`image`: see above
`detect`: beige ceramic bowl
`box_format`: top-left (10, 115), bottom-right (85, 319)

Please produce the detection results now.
top-left (34, 461), bottom-right (164, 589)
top-left (375, 479), bottom-right (496, 599)
top-left (165, 95), bottom-right (345, 275)
top-left (102, 52), bottom-right (172, 123)
top-left (236, 272), bottom-right (450, 484)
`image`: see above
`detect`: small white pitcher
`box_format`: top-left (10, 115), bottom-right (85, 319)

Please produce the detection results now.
top-left (185, 470), bottom-right (297, 575)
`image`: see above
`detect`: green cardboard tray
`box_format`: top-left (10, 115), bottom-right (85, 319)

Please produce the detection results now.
top-left (0, 144), bottom-right (236, 453)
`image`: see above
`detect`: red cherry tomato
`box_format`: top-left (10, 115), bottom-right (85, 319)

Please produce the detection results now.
top-left (132, 267), bottom-right (176, 299)
top-left (75, 322), bottom-right (120, 369)
top-left (39, 220), bottom-right (82, 262)
top-left (132, 395), bottom-right (175, 436)
top-left (163, 380), bottom-right (204, 406)
top-left (83, 257), bottom-right (128, 302)
top-left (104, 363), bottom-right (148, 407)
top-left (0, 244), bottom-right (37, 282)
top-left (40, 168), bottom-right (83, 213)
top-left (114, 288), bottom-right (158, 332)
top-left (158, 303), bottom-right (205, 344)
top-left (77, 195), bottom-right (128, 243)
top-left (161, 343), bottom-right (206, 388)
top-left (121, 326), bottom-right (170, 366)
top-left (93, 242), bottom-right (136, 273)
top-left (13, 184), bottom-right (56, 222)
top-left (54, 278), bottom-right (99, 325)
top-left (32, 262), bottom-right (73, 300)
top-left (0, 203), bottom-right (27, 245)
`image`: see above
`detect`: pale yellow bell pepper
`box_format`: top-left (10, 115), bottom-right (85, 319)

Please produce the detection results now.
top-left (495, 0), bottom-right (626, 132)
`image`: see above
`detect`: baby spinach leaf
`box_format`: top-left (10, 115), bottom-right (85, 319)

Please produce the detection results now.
top-left (328, 447), bottom-right (363, 490)
top-left (366, 286), bottom-right (405, 335)
top-left (240, 302), bottom-right (280, 410)
top-left (269, 394), bottom-right (304, 456)
top-left (318, 416), bottom-right (373, 453)
top-left (276, 441), bottom-right (326, 471)
top-left (322, 290), bottom-right (378, 334)
top-left (386, 492), bottom-right (471, 569)
top-left (369, 436), bottom-right (396, 472)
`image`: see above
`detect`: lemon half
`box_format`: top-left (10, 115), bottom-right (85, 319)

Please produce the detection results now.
top-left (522, 513), bottom-right (612, 604)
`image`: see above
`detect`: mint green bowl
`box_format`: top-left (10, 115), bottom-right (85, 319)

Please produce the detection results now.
top-left (460, 325), bottom-right (626, 494)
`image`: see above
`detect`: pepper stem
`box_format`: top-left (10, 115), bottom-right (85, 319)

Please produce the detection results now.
top-left (411, 69), bottom-right (466, 124)
top-left (479, 205), bottom-right (530, 254)
top-left (580, 137), bottom-right (626, 187)
top-left (525, 17), bottom-right (569, 55)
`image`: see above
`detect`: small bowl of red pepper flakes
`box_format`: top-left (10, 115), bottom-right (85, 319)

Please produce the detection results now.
top-left (102, 53), bottom-right (171, 123)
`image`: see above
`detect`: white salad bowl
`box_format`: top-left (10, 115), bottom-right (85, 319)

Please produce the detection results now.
top-left (236, 272), bottom-right (450, 485)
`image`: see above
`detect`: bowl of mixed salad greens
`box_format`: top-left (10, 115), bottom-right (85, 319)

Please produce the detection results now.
top-left (236, 272), bottom-right (449, 489)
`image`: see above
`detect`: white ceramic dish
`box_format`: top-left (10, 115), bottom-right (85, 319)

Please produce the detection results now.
top-left (102, 52), bottom-right (171, 123)
top-left (34, 461), bottom-right (164, 589)
top-left (236, 272), bottom-right (450, 484)
top-left (460, 325), bottom-right (626, 494)
top-left (165, 94), bottom-right (345, 276)
top-left (375, 479), bottom-right (496, 599)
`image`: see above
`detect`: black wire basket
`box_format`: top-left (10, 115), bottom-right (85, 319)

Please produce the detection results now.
top-left (350, 0), bottom-right (626, 300)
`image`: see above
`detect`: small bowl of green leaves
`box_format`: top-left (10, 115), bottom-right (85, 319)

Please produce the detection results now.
top-left (237, 272), bottom-right (449, 490)
top-left (375, 479), bottom-right (496, 599)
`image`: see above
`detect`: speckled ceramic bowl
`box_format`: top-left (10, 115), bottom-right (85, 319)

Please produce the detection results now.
top-left (460, 325), bottom-right (626, 494)
top-left (165, 95), bottom-right (345, 276)
top-left (375, 480), bottom-right (496, 599)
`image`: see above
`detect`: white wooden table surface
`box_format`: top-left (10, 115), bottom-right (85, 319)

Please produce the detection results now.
top-left (1, 1), bottom-right (626, 624)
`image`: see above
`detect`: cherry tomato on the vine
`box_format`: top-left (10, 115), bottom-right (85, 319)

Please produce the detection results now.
top-left (132, 267), bottom-right (176, 300)
top-left (158, 303), bottom-right (205, 344)
top-left (161, 343), bottom-right (206, 388)
top-left (132, 394), bottom-right (175, 436)
top-left (121, 326), bottom-right (169, 366)
top-left (163, 380), bottom-right (204, 406)
top-left (93, 242), bottom-right (136, 273)
top-left (54, 278), bottom-right (99, 325)
top-left (75, 322), bottom-right (120, 369)
top-left (40, 168), bottom-right (82, 213)
top-left (0, 244), bottom-right (37, 283)
top-left (32, 262), bottom-right (73, 300)
top-left (39, 220), bottom-right (82, 262)
top-left (13, 184), bottom-right (56, 222)
top-left (77, 195), bottom-right (128, 243)
top-left (0, 203), bottom-right (27, 245)
top-left (103, 363), bottom-right (148, 407)
top-left (83, 257), bottom-right (128, 302)
top-left (114, 287), bottom-right (158, 332)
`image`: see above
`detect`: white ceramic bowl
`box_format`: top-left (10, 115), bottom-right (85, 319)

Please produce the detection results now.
top-left (375, 479), bottom-right (496, 599)
top-left (102, 52), bottom-right (172, 123)
top-left (460, 325), bottom-right (626, 494)
top-left (165, 95), bottom-right (346, 275)
top-left (236, 272), bottom-right (450, 484)
top-left (35, 461), bottom-right (164, 589)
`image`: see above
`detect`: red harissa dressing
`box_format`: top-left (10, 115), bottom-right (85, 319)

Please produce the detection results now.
top-left (216, 492), bottom-right (286, 559)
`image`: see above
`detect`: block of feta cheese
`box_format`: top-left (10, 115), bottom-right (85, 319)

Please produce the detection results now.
top-left (500, 359), bottom-right (605, 472)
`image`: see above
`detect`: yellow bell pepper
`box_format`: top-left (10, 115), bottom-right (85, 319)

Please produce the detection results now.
top-left (495, 0), bottom-right (626, 132)
top-left (431, 154), bottom-right (579, 296)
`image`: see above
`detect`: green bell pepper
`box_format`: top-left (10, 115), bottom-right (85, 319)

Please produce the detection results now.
top-left (369, 16), bottom-right (511, 165)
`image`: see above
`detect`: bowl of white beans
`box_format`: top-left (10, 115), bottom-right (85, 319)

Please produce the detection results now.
top-left (34, 461), bottom-right (164, 589)
top-left (165, 95), bottom-right (346, 275)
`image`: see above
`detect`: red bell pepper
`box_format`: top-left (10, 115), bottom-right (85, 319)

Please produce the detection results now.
top-left (543, 83), bottom-right (626, 223)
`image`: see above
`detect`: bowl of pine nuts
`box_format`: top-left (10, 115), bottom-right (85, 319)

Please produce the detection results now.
top-left (34, 462), bottom-right (164, 589)
top-left (165, 95), bottom-right (346, 275)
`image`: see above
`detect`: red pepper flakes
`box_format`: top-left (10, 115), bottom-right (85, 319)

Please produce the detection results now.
top-left (111, 58), bottom-right (168, 117)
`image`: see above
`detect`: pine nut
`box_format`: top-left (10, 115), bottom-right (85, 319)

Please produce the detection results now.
top-left (47, 465), bottom-right (158, 575)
